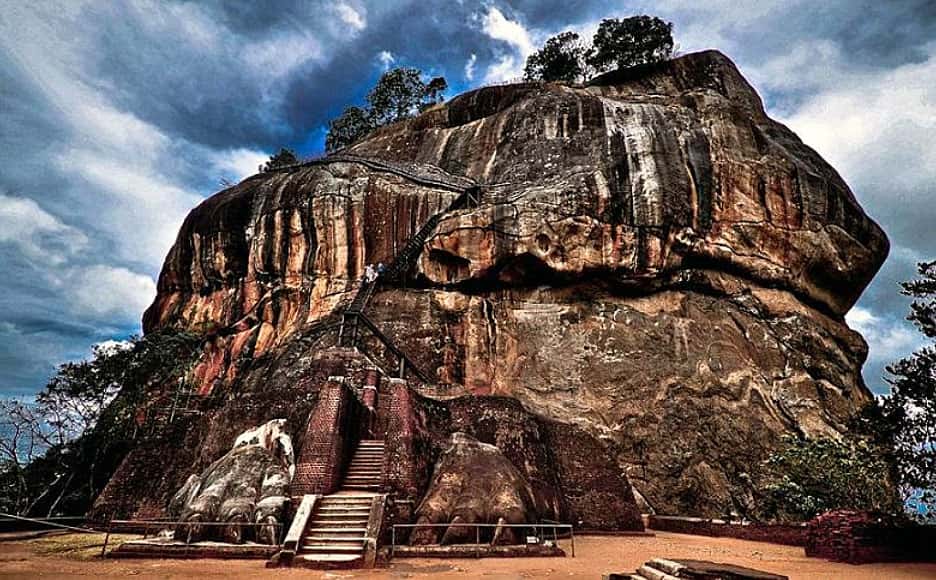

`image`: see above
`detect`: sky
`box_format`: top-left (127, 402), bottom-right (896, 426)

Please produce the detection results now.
top-left (0, 0), bottom-right (933, 398)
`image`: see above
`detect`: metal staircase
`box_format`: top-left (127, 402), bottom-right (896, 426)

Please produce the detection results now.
top-left (336, 179), bottom-right (482, 384)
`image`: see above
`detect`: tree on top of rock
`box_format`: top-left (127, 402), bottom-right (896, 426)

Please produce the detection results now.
top-left (523, 16), bottom-right (675, 83)
top-left (259, 148), bottom-right (298, 172)
top-left (325, 67), bottom-right (448, 152)
top-left (325, 106), bottom-right (374, 153)
top-left (586, 16), bottom-right (675, 75)
top-left (524, 31), bottom-right (588, 83)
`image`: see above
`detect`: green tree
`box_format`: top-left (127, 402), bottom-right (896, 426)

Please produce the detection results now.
top-left (423, 76), bottom-right (448, 108)
top-left (324, 67), bottom-right (448, 152)
top-left (0, 330), bottom-right (200, 516)
top-left (366, 67), bottom-right (431, 125)
top-left (762, 435), bottom-right (900, 522)
top-left (325, 106), bottom-right (374, 152)
top-left (859, 260), bottom-right (936, 519)
top-left (259, 148), bottom-right (299, 172)
top-left (586, 16), bottom-right (675, 75)
top-left (524, 31), bottom-right (587, 82)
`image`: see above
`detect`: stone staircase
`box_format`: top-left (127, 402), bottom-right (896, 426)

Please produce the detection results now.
top-left (341, 439), bottom-right (384, 492)
top-left (282, 440), bottom-right (387, 568)
top-left (295, 494), bottom-right (375, 567)
top-left (612, 557), bottom-right (788, 580)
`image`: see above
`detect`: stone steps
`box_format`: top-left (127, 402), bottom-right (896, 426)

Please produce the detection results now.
top-left (621, 558), bottom-right (686, 580)
top-left (292, 441), bottom-right (384, 567)
top-left (339, 440), bottom-right (384, 492)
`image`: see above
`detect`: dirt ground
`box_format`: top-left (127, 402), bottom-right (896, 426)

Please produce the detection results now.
top-left (2, 531), bottom-right (935, 579)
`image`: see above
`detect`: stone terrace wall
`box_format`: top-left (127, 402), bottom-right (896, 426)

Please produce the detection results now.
top-left (649, 515), bottom-right (806, 547)
top-left (805, 510), bottom-right (936, 564)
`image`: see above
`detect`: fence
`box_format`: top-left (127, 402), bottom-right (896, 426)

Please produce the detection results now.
top-left (390, 522), bottom-right (574, 559)
top-left (101, 519), bottom-right (284, 558)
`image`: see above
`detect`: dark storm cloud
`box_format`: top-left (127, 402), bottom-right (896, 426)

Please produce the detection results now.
top-left (1, 0), bottom-right (934, 397)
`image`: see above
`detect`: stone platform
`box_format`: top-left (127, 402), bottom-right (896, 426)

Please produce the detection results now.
top-left (109, 538), bottom-right (278, 559)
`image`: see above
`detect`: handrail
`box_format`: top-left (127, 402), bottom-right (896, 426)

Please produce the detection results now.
top-left (268, 153), bottom-right (476, 194)
top-left (353, 313), bottom-right (431, 383)
top-left (283, 494), bottom-right (317, 553)
top-left (390, 522), bottom-right (574, 559)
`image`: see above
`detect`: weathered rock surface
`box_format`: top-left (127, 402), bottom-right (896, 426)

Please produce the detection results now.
top-left (128, 50), bottom-right (887, 517)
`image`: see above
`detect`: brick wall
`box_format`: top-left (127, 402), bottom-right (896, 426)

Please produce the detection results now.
top-left (805, 510), bottom-right (936, 564)
top-left (649, 515), bottom-right (806, 546)
top-left (381, 380), bottom-right (443, 501)
top-left (291, 377), bottom-right (365, 495)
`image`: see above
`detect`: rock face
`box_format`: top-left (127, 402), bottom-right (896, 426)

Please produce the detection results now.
top-left (133, 50), bottom-right (887, 518)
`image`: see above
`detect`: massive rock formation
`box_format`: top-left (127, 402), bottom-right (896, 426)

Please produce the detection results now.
top-left (123, 50), bottom-right (886, 518)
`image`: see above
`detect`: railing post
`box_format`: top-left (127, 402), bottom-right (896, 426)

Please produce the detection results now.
top-left (475, 525), bottom-right (480, 558)
top-left (100, 518), bottom-right (112, 559)
top-left (570, 526), bottom-right (575, 557)
top-left (391, 525), bottom-right (396, 560)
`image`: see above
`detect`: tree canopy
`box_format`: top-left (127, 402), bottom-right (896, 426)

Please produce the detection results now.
top-left (863, 260), bottom-right (936, 519)
top-left (325, 67), bottom-right (448, 152)
top-left (523, 31), bottom-right (587, 83)
top-left (524, 16), bottom-right (675, 83)
top-left (586, 16), bottom-right (675, 74)
top-left (0, 330), bottom-right (200, 517)
top-left (259, 148), bottom-right (299, 172)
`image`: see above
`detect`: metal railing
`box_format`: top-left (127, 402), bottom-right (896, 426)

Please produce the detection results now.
top-left (101, 519), bottom-right (283, 558)
top-left (390, 522), bottom-right (574, 559)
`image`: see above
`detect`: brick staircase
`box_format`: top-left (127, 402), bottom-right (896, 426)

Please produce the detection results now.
top-left (341, 439), bottom-right (384, 492)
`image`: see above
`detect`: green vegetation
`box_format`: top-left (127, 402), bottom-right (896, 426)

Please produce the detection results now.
top-left (763, 436), bottom-right (899, 521)
top-left (524, 16), bottom-right (675, 83)
top-left (523, 31), bottom-right (587, 83)
top-left (0, 329), bottom-right (200, 517)
top-left (325, 67), bottom-right (448, 152)
top-left (763, 260), bottom-right (936, 521)
top-left (259, 148), bottom-right (299, 172)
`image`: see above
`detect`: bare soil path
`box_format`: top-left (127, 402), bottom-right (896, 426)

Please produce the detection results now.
top-left (1, 531), bottom-right (934, 579)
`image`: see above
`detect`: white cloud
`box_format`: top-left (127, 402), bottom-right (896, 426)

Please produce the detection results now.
top-left (93, 339), bottom-right (133, 356)
top-left (242, 31), bottom-right (323, 79)
top-left (69, 265), bottom-right (156, 323)
top-left (778, 45), bottom-right (936, 195)
top-left (847, 306), bottom-right (925, 366)
top-left (377, 50), bottom-right (395, 70)
top-left (478, 6), bottom-right (535, 83)
top-left (56, 148), bottom-right (199, 267)
top-left (0, 193), bottom-right (88, 264)
top-left (211, 148), bottom-right (269, 183)
top-left (335, 3), bottom-right (366, 32)
top-left (464, 53), bottom-right (477, 81)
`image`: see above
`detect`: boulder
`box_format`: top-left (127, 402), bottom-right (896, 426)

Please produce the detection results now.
top-left (108, 50), bottom-right (888, 518)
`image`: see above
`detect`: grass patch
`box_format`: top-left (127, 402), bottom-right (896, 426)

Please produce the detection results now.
top-left (27, 532), bottom-right (139, 560)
